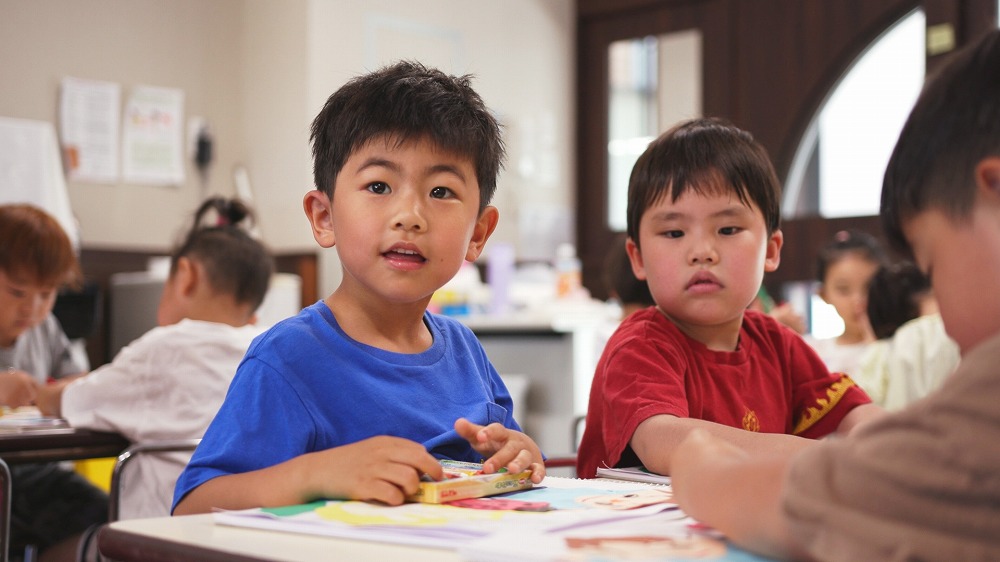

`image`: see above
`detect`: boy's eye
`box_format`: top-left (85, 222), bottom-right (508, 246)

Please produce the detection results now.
top-left (661, 230), bottom-right (683, 239)
top-left (430, 186), bottom-right (454, 199)
top-left (719, 226), bottom-right (741, 235)
top-left (366, 182), bottom-right (391, 195)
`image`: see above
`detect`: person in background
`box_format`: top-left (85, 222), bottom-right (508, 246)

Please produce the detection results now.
top-left (603, 233), bottom-right (655, 319)
top-left (748, 286), bottom-right (806, 335)
top-left (173, 61), bottom-right (544, 516)
top-left (36, 197), bottom-right (274, 520)
top-left (804, 229), bottom-right (888, 375)
top-left (854, 260), bottom-right (959, 409)
top-left (670, 29), bottom-right (1000, 559)
top-left (576, 117), bottom-right (880, 480)
top-left (0, 204), bottom-right (106, 562)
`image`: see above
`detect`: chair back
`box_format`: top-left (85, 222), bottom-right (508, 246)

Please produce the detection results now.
top-left (108, 439), bottom-right (201, 521)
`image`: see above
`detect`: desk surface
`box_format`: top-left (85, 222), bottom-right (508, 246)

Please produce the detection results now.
top-left (0, 427), bottom-right (130, 464)
top-left (99, 514), bottom-right (463, 562)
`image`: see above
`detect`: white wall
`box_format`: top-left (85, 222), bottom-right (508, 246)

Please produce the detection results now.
top-left (0, 1), bottom-right (576, 298)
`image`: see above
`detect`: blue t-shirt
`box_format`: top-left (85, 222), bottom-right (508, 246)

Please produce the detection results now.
top-left (172, 301), bottom-right (521, 510)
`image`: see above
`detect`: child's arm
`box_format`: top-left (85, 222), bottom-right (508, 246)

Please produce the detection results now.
top-left (173, 435), bottom-right (444, 515)
top-left (35, 377), bottom-right (75, 416)
top-left (834, 402), bottom-right (886, 435)
top-left (453, 418), bottom-right (545, 483)
top-left (631, 414), bottom-right (814, 475)
top-left (0, 369), bottom-right (38, 408)
top-left (671, 429), bottom-right (809, 560)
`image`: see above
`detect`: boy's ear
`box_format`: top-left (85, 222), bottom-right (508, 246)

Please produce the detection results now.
top-left (303, 190), bottom-right (336, 248)
top-left (763, 229), bottom-right (783, 273)
top-left (465, 206), bottom-right (500, 261)
top-left (625, 237), bottom-right (647, 281)
top-left (975, 157), bottom-right (1000, 201)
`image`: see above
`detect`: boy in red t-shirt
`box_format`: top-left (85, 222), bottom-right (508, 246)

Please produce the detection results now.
top-left (576, 117), bottom-right (882, 479)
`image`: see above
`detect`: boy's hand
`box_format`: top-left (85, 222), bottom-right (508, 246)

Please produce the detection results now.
top-left (454, 418), bottom-right (545, 483)
top-left (312, 436), bottom-right (443, 506)
top-left (0, 369), bottom-right (39, 408)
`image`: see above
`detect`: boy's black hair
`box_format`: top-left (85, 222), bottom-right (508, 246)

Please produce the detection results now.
top-left (815, 229), bottom-right (888, 284)
top-left (867, 260), bottom-right (931, 340)
top-left (882, 29), bottom-right (1000, 258)
top-left (172, 197), bottom-right (274, 311)
top-left (310, 60), bottom-right (505, 212)
top-left (626, 117), bottom-right (781, 246)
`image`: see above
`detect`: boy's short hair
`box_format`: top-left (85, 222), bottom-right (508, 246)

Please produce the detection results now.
top-left (310, 60), bottom-right (505, 211)
top-left (882, 29), bottom-right (1000, 258)
top-left (0, 204), bottom-right (80, 288)
top-left (626, 117), bottom-right (782, 246)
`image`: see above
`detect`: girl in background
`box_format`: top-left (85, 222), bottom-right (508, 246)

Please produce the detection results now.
top-left (38, 197), bottom-right (274, 521)
top-left (805, 229), bottom-right (888, 375)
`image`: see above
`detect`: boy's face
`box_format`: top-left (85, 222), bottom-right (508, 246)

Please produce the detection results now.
top-left (305, 136), bottom-right (498, 307)
top-left (627, 185), bottom-right (781, 338)
top-left (0, 269), bottom-right (58, 347)
top-left (904, 205), bottom-right (1000, 355)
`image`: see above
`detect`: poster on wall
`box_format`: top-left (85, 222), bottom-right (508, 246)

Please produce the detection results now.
top-left (121, 85), bottom-right (185, 186)
top-left (0, 117), bottom-right (80, 248)
top-left (59, 77), bottom-right (121, 184)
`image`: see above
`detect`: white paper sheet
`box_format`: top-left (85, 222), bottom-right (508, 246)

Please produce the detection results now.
top-left (122, 85), bottom-right (185, 186)
top-left (0, 116), bottom-right (80, 248)
top-left (59, 76), bottom-right (121, 184)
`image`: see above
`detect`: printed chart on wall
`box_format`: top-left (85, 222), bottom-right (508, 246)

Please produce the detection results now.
top-left (121, 85), bottom-right (185, 186)
top-left (213, 476), bottom-right (770, 561)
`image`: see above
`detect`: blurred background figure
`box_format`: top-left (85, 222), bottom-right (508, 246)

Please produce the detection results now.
top-left (805, 229), bottom-right (888, 375)
top-left (855, 261), bottom-right (959, 410)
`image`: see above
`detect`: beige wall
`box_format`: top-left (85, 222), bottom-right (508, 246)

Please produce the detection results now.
top-left (0, 0), bottom-right (247, 250)
top-left (0, 0), bottom-right (575, 296)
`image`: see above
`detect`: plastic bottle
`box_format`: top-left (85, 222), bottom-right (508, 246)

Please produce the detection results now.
top-left (555, 243), bottom-right (582, 299)
top-left (487, 242), bottom-right (515, 315)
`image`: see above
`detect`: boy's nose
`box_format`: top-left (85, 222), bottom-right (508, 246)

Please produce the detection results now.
top-left (392, 200), bottom-right (427, 232)
top-left (689, 243), bottom-right (718, 264)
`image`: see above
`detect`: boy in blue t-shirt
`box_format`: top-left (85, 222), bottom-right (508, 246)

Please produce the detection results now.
top-left (173, 61), bottom-right (544, 514)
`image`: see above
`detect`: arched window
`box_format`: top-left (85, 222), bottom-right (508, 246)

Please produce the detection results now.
top-left (784, 10), bottom-right (926, 220)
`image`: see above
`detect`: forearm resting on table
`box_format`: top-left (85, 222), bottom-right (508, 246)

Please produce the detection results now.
top-left (630, 415), bottom-right (813, 475)
top-left (671, 434), bottom-right (807, 560)
top-left (173, 457), bottom-right (326, 515)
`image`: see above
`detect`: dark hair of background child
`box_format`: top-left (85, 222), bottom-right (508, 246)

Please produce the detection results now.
top-left (310, 60), bottom-right (506, 211)
top-left (814, 229), bottom-right (888, 284)
top-left (625, 117), bottom-right (782, 247)
top-left (171, 197), bottom-right (274, 311)
top-left (866, 261), bottom-right (932, 340)
top-left (603, 234), bottom-right (654, 310)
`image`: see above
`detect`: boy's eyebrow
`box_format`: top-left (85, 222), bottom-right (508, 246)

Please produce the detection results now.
top-left (354, 158), bottom-right (469, 183)
top-left (648, 205), bottom-right (751, 223)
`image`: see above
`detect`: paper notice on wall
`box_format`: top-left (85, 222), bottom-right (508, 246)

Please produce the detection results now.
top-left (122, 85), bottom-right (185, 186)
top-left (0, 116), bottom-right (80, 248)
top-left (59, 77), bottom-right (121, 184)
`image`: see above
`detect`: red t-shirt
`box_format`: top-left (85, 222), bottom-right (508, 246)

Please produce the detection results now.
top-left (576, 308), bottom-right (871, 478)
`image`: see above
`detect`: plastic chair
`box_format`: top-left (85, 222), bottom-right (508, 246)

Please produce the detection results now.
top-left (107, 439), bottom-right (201, 522)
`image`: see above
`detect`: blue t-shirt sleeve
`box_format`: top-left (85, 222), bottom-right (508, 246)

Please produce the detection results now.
top-left (171, 356), bottom-right (316, 511)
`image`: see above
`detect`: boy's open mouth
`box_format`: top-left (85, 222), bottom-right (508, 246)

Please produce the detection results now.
top-left (384, 248), bottom-right (427, 263)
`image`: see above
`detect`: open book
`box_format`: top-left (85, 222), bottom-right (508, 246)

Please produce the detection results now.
top-left (595, 465), bottom-right (672, 485)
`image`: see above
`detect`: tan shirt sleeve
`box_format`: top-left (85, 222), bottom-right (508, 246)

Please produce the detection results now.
top-left (782, 333), bottom-right (1000, 561)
